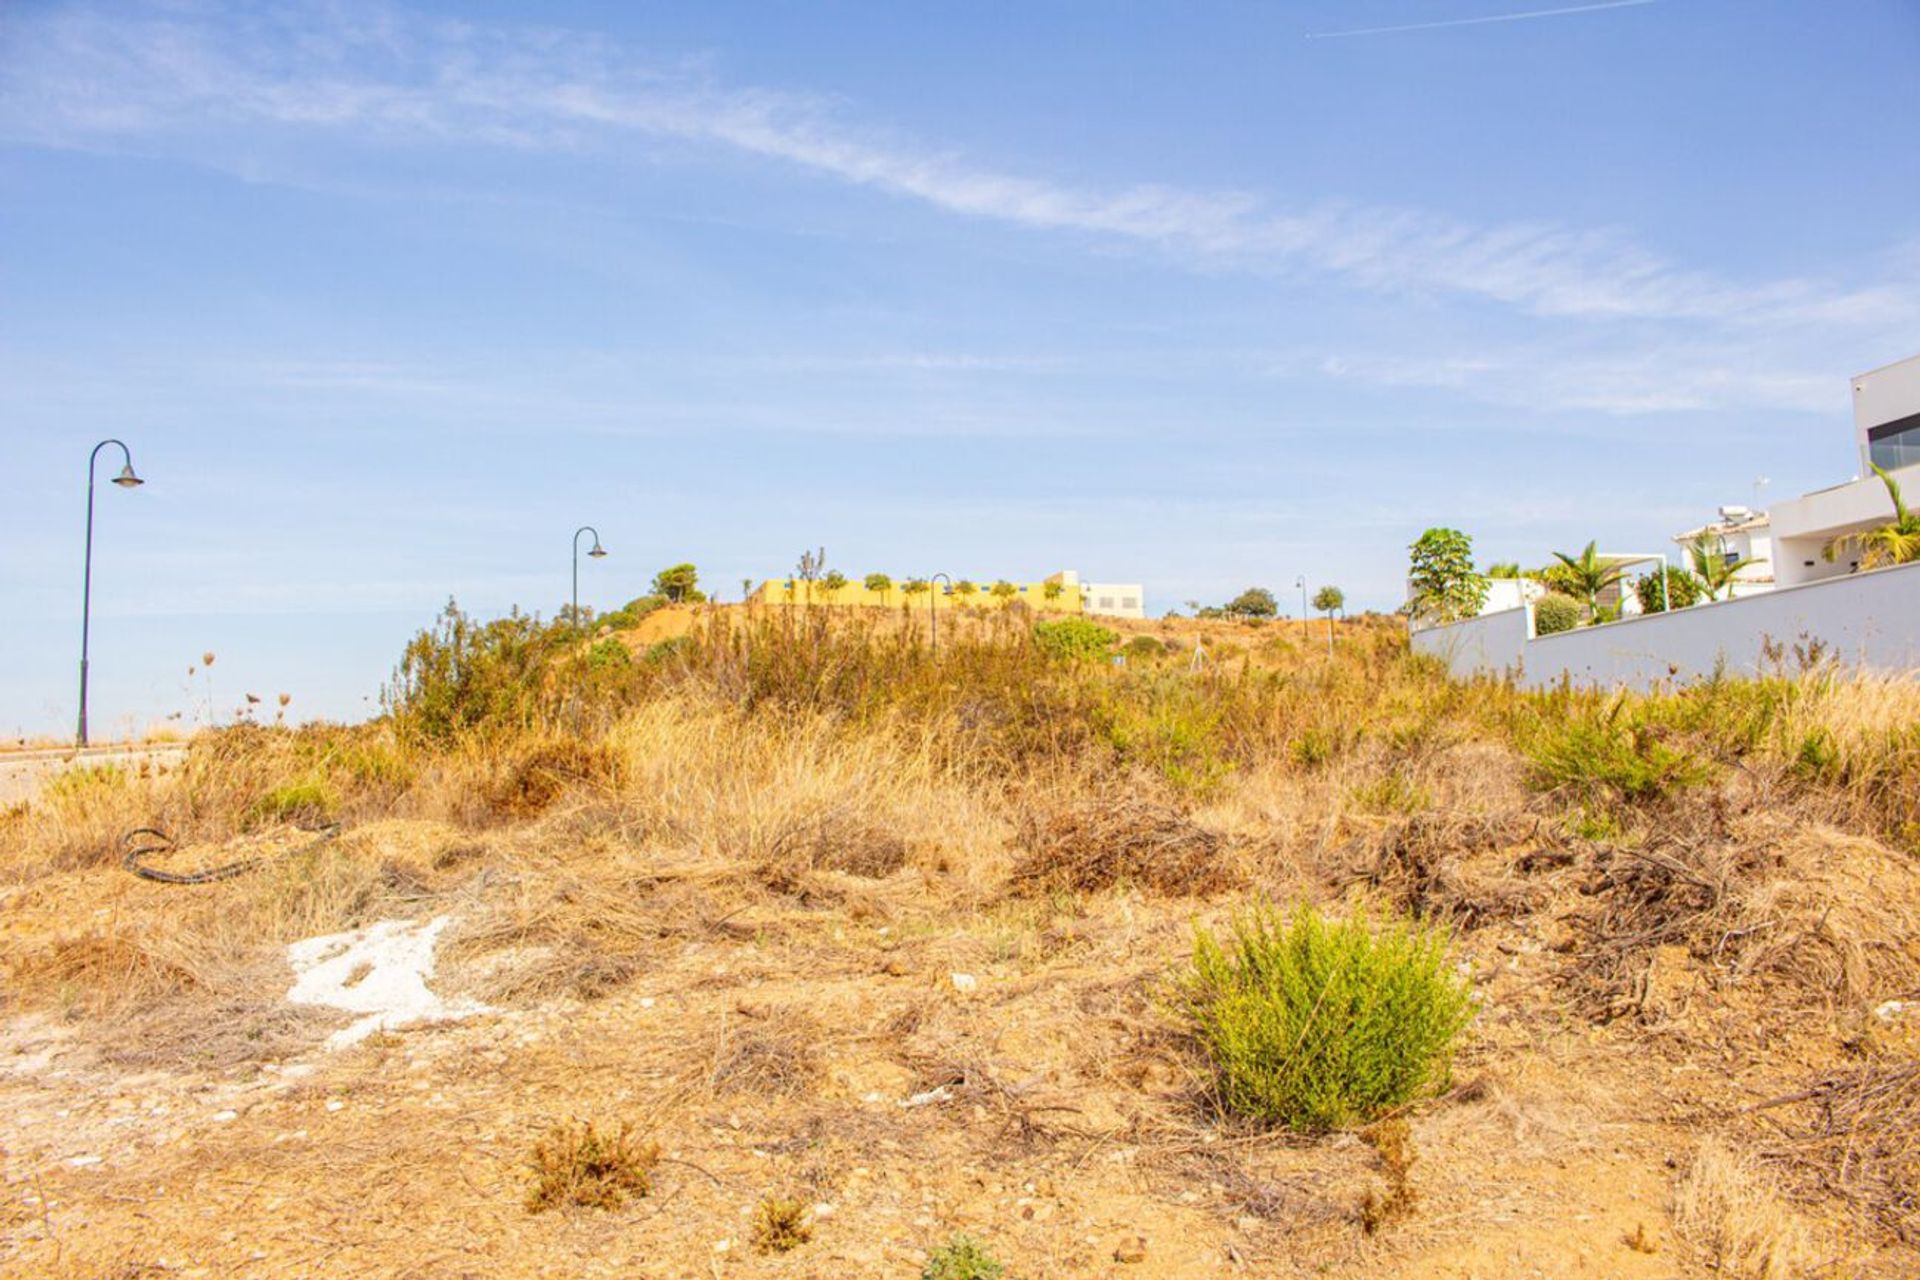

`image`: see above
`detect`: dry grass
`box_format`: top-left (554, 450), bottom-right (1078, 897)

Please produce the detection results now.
top-left (1673, 1139), bottom-right (1835, 1279)
top-left (524, 1119), bottom-right (659, 1213)
top-left (5, 608), bottom-right (1920, 1276)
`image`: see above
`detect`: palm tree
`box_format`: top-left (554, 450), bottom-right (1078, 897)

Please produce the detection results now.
top-left (1825, 464), bottom-right (1920, 571)
top-left (1686, 536), bottom-right (1753, 602)
top-left (1549, 541), bottom-right (1627, 620)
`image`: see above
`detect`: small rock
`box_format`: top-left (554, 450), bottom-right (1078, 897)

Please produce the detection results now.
top-left (1114, 1236), bottom-right (1148, 1263)
top-left (950, 972), bottom-right (978, 993)
top-left (67, 1154), bottom-right (102, 1168)
top-left (325, 1099), bottom-right (345, 1112)
top-left (1874, 1000), bottom-right (1906, 1022)
top-left (210, 1110), bottom-right (238, 1123)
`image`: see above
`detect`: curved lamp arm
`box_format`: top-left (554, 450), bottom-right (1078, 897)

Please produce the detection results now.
top-left (571, 525), bottom-right (606, 633)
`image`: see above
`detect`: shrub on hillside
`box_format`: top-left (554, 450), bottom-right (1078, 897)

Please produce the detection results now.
top-left (1522, 695), bottom-right (1712, 806)
top-left (922, 1235), bottom-right (1005, 1280)
top-left (1180, 904), bottom-right (1474, 1132)
top-left (1533, 594), bottom-right (1584, 635)
top-left (1634, 568), bottom-right (1702, 613)
top-left (1122, 634), bottom-right (1166, 661)
top-left (1032, 618), bottom-right (1117, 661)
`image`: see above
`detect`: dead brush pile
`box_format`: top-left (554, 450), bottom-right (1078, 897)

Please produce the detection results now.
top-left (1757, 1060), bottom-right (1920, 1245)
top-left (1009, 784), bottom-right (1235, 896)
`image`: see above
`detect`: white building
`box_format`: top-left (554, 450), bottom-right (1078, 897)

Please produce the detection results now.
top-left (1670, 506), bottom-right (1774, 598)
top-left (1770, 353), bottom-right (1920, 587)
top-left (1046, 570), bottom-right (1147, 619)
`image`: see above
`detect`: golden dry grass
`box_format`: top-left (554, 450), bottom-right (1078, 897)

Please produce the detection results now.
top-left (3, 607), bottom-right (1919, 1277)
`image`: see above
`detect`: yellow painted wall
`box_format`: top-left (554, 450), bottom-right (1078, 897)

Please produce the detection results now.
top-left (747, 578), bottom-right (1085, 612)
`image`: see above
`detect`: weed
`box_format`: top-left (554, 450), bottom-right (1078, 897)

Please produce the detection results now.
top-left (1359, 1117), bottom-right (1418, 1234)
top-left (524, 1120), bottom-right (657, 1213)
top-left (1522, 694), bottom-right (1711, 806)
top-left (922, 1234), bottom-right (1006, 1280)
top-left (1032, 618), bottom-right (1117, 662)
top-left (246, 778), bottom-right (336, 828)
top-left (1347, 772), bottom-right (1431, 816)
top-left (1180, 903), bottom-right (1474, 1132)
top-left (751, 1196), bottom-right (813, 1253)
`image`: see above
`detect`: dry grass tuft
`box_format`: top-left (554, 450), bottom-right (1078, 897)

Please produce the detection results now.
top-left (1009, 788), bottom-right (1234, 896)
top-left (710, 1007), bottom-right (822, 1097)
top-left (1359, 1116), bottom-right (1419, 1234)
top-left (492, 735), bottom-right (623, 817)
top-left (524, 1119), bottom-right (658, 1213)
top-left (751, 1196), bottom-right (813, 1254)
top-left (1673, 1139), bottom-right (1833, 1279)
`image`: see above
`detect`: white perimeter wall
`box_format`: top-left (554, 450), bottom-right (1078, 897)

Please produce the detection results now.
top-left (1412, 561), bottom-right (1920, 691)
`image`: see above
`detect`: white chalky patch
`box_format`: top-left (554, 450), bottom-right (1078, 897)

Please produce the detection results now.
top-left (286, 916), bottom-right (489, 1050)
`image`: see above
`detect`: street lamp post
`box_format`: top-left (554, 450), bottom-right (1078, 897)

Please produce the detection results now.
top-left (1295, 576), bottom-right (1308, 630)
top-left (78, 439), bottom-right (144, 748)
top-left (572, 526), bottom-right (607, 635)
top-left (929, 573), bottom-right (952, 656)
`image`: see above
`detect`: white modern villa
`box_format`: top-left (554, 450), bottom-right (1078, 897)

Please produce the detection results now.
top-left (1412, 353), bottom-right (1920, 689)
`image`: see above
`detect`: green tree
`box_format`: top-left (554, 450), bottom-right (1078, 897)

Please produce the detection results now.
top-left (1042, 579), bottom-right (1065, 604)
top-left (864, 572), bottom-right (893, 598)
top-left (650, 563), bottom-right (705, 604)
top-left (821, 569), bottom-right (848, 601)
top-left (989, 579), bottom-right (1017, 605)
top-left (740, 577), bottom-right (754, 603)
top-left (1225, 587), bottom-right (1278, 619)
top-left (1824, 464), bottom-right (1920, 571)
top-left (1634, 567), bottom-right (1702, 613)
top-left (954, 579), bottom-right (978, 603)
top-left (1312, 585), bottom-right (1345, 615)
top-left (1549, 541), bottom-right (1628, 620)
top-left (902, 577), bottom-right (931, 600)
top-left (1407, 528), bottom-right (1488, 625)
top-left (1685, 537), bottom-right (1753, 602)
top-left (1485, 562), bottom-right (1521, 579)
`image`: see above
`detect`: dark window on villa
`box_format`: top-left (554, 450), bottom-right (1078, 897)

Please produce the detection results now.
top-left (1868, 412), bottom-right (1920, 471)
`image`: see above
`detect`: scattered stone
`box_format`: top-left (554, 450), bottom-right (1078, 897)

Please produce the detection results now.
top-left (950, 972), bottom-right (978, 993)
top-left (901, 1085), bottom-right (954, 1108)
top-left (210, 1110), bottom-right (238, 1123)
top-left (1114, 1236), bottom-right (1148, 1263)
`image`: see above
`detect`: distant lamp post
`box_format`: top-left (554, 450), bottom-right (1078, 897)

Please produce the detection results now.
top-left (1295, 576), bottom-right (1308, 628)
top-left (572, 525), bottom-right (607, 634)
top-left (78, 439), bottom-right (145, 748)
top-left (929, 573), bottom-right (952, 656)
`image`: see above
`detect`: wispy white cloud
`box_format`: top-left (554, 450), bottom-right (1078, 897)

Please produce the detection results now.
top-left (1306, 1), bottom-right (1659, 41)
top-left (5, 2), bottom-right (1914, 334)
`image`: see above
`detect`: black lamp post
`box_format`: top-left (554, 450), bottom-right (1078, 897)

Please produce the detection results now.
top-left (572, 525), bottom-right (607, 634)
top-left (78, 439), bottom-right (144, 748)
top-left (929, 572), bottom-right (952, 656)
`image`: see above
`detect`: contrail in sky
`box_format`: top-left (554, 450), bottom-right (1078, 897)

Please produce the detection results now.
top-left (1307, 0), bottom-right (1659, 40)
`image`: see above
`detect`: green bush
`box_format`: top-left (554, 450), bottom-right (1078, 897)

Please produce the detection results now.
top-left (922, 1235), bottom-right (1005, 1280)
top-left (587, 638), bottom-right (630, 669)
top-left (1522, 695), bottom-right (1712, 805)
top-left (1634, 568), bottom-right (1702, 614)
top-left (1122, 635), bottom-right (1166, 661)
top-left (1032, 618), bottom-right (1117, 662)
top-left (642, 635), bottom-right (694, 665)
top-left (1532, 594), bottom-right (1583, 635)
top-left (248, 777), bottom-right (337, 828)
top-left (1180, 904), bottom-right (1473, 1133)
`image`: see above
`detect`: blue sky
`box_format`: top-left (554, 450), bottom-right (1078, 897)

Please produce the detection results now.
top-left (2, 0), bottom-right (1917, 737)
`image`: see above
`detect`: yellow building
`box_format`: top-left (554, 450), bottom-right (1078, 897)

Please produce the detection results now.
top-left (746, 570), bottom-right (1089, 613)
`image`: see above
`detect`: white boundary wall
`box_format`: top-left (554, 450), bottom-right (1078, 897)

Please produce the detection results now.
top-left (1412, 560), bottom-right (1920, 690)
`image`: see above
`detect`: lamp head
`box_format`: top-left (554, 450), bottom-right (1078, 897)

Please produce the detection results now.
top-left (113, 463), bottom-right (144, 488)
top-left (589, 542), bottom-right (607, 558)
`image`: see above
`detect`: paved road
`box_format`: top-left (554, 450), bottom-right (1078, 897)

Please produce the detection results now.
top-left (0, 744), bottom-right (190, 808)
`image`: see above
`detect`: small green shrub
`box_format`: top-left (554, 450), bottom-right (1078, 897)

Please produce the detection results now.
top-left (1347, 771), bottom-right (1431, 815)
top-left (642, 635), bottom-right (694, 665)
top-left (247, 778), bottom-right (336, 828)
top-left (1180, 904), bottom-right (1474, 1133)
top-left (586, 638), bottom-right (630, 669)
top-left (1532, 594), bottom-right (1584, 635)
top-left (752, 1196), bottom-right (812, 1253)
top-left (1032, 618), bottom-right (1117, 662)
top-left (1122, 634), bottom-right (1166, 661)
top-left (922, 1234), bottom-right (1006, 1280)
top-left (1522, 696), bottom-right (1712, 805)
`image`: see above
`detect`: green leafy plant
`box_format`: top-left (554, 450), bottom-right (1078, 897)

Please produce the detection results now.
top-left (1180, 904), bottom-right (1474, 1132)
top-left (1522, 695), bottom-right (1712, 805)
top-left (902, 577), bottom-right (931, 599)
top-left (1532, 593), bottom-right (1584, 636)
top-left (586, 638), bottom-right (630, 669)
top-left (1407, 528), bottom-right (1488, 625)
top-left (1312, 584), bottom-right (1345, 615)
top-left (1685, 537), bottom-right (1753, 602)
top-left (864, 572), bottom-right (893, 595)
top-left (989, 579), bottom-right (1018, 603)
top-left (1826, 464), bottom-right (1920, 569)
top-left (1042, 579), bottom-right (1065, 602)
top-left (922, 1235), bottom-right (1006, 1280)
top-left (1634, 567), bottom-right (1702, 614)
top-left (1550, 541), bottom-right (1628, 620)
top-left (1122, 634), bottom-right (1166, 661)
top-left (649, 563), bottom-right (705, 604)
top-left (1225, 587), bottom-right (1277, 619)
top-left (953, 579), bottom-right (978, 601)
top-left (1032, 618), bottom-right (1117, 662)
top-left (821, 570), bottom-right (848, 600)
